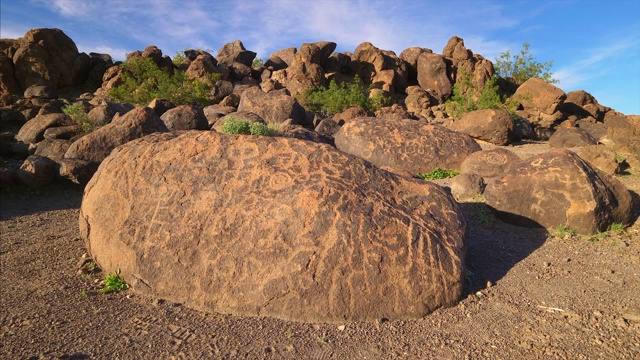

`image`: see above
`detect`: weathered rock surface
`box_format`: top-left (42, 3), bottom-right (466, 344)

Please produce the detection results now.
top-left (80, 131), bottom-right (467, 323)
top-left (449, 109), bottom-right (516, 146)
top-left (548, 127), bottom-right (597, 148)
top-left (17, 155), bottom-right (57, 188)
top-left (575, 145), bottom-right (620, 175)
top-left (416, 53), bottom-right (452, 103)
top-left (160, 105), bottom-right (208, 131)
top-left (334, 117), bottom-right (481, 175)
top-left (460, 148), bottom-right (521, 179)
top-left (16, 113), bottom-right (73, 144)
top-left (484, 149), bottom-right (632, 234)
top-left (237, 87), bottom-right (305, 125)
top-left (65, 106), bottom-right (168, 164)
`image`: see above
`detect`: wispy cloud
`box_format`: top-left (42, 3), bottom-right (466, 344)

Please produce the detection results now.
top-left (554, 34), bottom-right (640, 90)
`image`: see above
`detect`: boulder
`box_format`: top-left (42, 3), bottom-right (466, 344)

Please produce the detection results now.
top-left (57, 158), bottom-right (98, 185)
top-left (34, 138), bottom-right (71, 160)
top-left (399, 47), bottom-right (432, 82)
top-left (460, 148), bottom-right (521, 179)
top-left (603, 112), bottom-right (640, 155)
top-left (43, 125), bottom-right (83, 140)
top-left (237, 87), bottom-right (305, 125)
top-left (203, 104), bottom-right (236, 128)
top-left (80, 131), bottom-right (467, 323)
top-left (16, 113), bottom-right (73, 144)
top-left (334, 117), bottom-right (481, 175)
top-left (416, 53), bottom-right (452, 103)
top-left (11, 28), bottom-right (90, 91)
top-left (16, 155), bottom-right (57, 188)
top-left (514, 78), bottom-right (566, 133)
top-left (269, 47), bottom-right (297, 67)
top-left (449, 109), bottom-right (516, 146)
top-left (548, 127), bottom-right (597, 148)
top-left (484, 149), bottom-right (632, 234)
top-left (147, 98), bottom-right (176, 117)
top-left (65, 106), bottom-right (168, 164)
top-left (575, 145), bottom-right (620, 175)
top-left (216, 40), bottom-right (256, 67)
top-left (449, 173), bottom-right (485, 201)
top-left (160, 105), bottom-right (208, 131)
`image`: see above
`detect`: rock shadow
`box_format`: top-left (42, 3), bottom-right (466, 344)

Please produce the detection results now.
top-left (459, 202), bottom-right (548, 295)
top-left (0, 182), bottom-right (84, 220)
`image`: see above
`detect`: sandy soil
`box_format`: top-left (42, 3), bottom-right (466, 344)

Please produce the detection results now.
top-left (1, 144), bottom-right (639, 360)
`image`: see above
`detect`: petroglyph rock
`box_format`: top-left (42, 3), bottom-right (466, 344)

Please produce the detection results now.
top-left (80, 131), bottom-right (467, 323)
top-left (484, 149), bottom-right (632, 234)
top-left (460, 148), bottom-right (521, 179)
top-left (334, 117), bottom-right (481, 176)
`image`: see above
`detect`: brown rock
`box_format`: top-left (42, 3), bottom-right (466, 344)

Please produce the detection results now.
top-left (203, 104), bottom-right (236, 128)
top-left (450, 173), bottom-right (485, 201)
top-left (34, 138), bottom-right (71, 160)
top-left (548, 127), bottom-right (597, 148)
top-left (334, 117), bottom-right (481, 175)
top-left (449, 109), bottom-right (516, 146)
top-left (400, 47), bottom-right (432, 81)
top-left (160, 105), bottom-right (208, 131)
top-left (147, 98), bottom-right (176, 117)
top-left (575, 145), bottom-right (620, 175)
top-left (237, 87), bottom-right (305, 125)
top-left (269, 47), bottom-right (297, 67)
top-left (12, 28), bottom-right (90, 91)
top-left (216, 40), bottom-right (256, 67)
top-left (514, 78), bottom-right (566, 118)
top-left (43, 125), bottom-right (83, 140)
top-left (416, 53), bottom-right (452, 103)
top-left (57, 158), bottom-right (99, 185)
top-left (80, 131), bottom-right (467, 323)
top-left (17, 155), bottom-right (57, 188)
top-left (484, 149), bottom-right (632, 234)
top-left (16, 113), bottom-right (73, 144)
top-left (460, 148), bottom-right (521, 179)
top-left (65, 106), bottom-right (168, 164)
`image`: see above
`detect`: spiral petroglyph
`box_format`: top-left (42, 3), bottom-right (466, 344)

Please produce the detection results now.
top-left (460, 148), bottom-right (521, 179)
top-left (80, 131), bottom-right (467, 322)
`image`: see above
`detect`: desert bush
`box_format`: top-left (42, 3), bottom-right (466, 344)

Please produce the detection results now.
top-left (495, 42), bottom-right (557, 86)
top-left (220, 117), bottom-right (278, 136)
top-left (252, 58), bottom-right (265, 67)
top-left (445, 68), bottom-right (503, 119)
top-left (109, 56), bottom-right (220, 106)
top-left (300, 75), bottom-right (390, 116)
top-left (62, 102), bottom-right (99, 134)
top-left (417, 168), bottom-right (460, 180)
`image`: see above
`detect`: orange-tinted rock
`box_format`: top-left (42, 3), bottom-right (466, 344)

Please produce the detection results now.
top-left (449, 109), bottom-right (516, 145)
top-left (548, 127), bottom-right (597, 148)
top-left (460, 148), bottom-right (521, 179)
top-left (80, 131), bottom-right (467, 323)
top-left (334, 117), bottom-right (481, 176)
top-left (485, 149), bottom-right (632, 234)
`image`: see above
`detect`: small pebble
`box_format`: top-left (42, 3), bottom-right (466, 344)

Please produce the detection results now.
top-left (337, 325), bottom-right (346, 331)
top-left (544, 262), bottom-right (551, 267)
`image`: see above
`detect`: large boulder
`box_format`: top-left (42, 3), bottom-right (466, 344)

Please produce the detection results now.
top-left (460, 148), bottom-right (521, 179)
top-left (237, 87), bottom-right (305, 125)
top-left (216, 40), bottom-right (256, 67)
top-left (416, 53), bottom-right (452, 103)
top-left (160, 105), bottom-right (208, 131)
top-left (80, 131), bottom-right (467, 323)
top-left (65, 106), bottom-right (168, 164)
top-left (11, 28), bottom-right (91, 92)
top-left (449, 109), bottom-right (516, 146)
top-left (484, 149), bottom-right (632, 234)
top-left (513, 78), bottom-right (566, 134)
top-left (548, 127), bottom-right (597, 148)
top-left (16, 113), bottom-right (73, 144)
top-left (16, 155), bottom-right (57, 188)
top-left (334, 117), bottom-right (481, 175)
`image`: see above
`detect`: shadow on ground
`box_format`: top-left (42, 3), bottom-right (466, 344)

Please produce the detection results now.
top-left (0, 182), bottom-right (84, 220)
top-left (459, 202), bottom-right (548, 296)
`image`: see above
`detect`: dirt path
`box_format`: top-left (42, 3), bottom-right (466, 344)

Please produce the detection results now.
top-left (1, 154), bottom-right (639, 359)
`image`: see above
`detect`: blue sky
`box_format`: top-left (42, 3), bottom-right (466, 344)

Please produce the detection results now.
top-left (2, 0), bottom-right (639, 115)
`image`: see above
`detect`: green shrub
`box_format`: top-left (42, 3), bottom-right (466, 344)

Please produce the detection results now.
top-left (417, 168), bottom-right (460, 180)
top-left (99, 269), bottom-right (129, 294)
top-left (300, 75), bottom-right (390, 116)
top-left (445, 69), bottom-right (503, 119)
top-left (252, 58), bottom-right (265, 67)
top-left (220, 117), bottom-right (277, 136)
top-left (495, 42), bottom-right (557, 86)
top-left (109, 56), bottom-right (219, 106)
top-left (62, 102), bottom-right (99, 134)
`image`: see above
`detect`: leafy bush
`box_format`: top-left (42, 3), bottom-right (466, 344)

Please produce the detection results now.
top-left (62, 102), bottom-right (99, 134)
top-left (495, 42), bottom-right (557, 86)
top-left (300, 75), bottom-right (390, 116)
top-left (417, 168), bottom-right (460, 180)
top-left (220, 116), bottom-right (278, 136)
top-left (109, 56), bottom-right (220, 106)
top-left (252, 58), bottom-right (265, 67)
top-left (445, 68), bottom-right (503, 119)
top-left (99, 269), bottom-right (129, 294)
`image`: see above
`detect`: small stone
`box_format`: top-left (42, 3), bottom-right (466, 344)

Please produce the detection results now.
top-left (544, 262), bottom-right (551, 267)
top-left (486, 280), bottom-right (493, 288)
top-left (593, 310), bottom-right (603, 317)
top-left (337, 325), bottom-right (346, 331)
top-left (475, 291), bottom-right (483, 298)
top-left (622, 306), bottom-right (640, 322)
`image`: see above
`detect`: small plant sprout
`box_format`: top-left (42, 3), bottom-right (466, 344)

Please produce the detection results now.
top-left (607, 223), bottom-right (624, 234)
top-left (417, 168), bottom-right (460, 180)
top-left (317, 333), bottom-right (329, 344)
top-left (555, 225), bottom-right (576, 238)
top-left (99, 269), bottom-right (129, 294)
top-left (477, 207), bottom-right (493, 224)
top-left (285, 328), bottom-right (293, 339)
